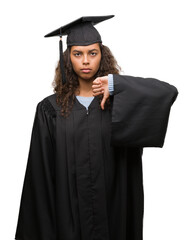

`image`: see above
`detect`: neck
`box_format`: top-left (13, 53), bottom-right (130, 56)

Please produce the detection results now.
top-left (76, 77), bottom-right (94, 97)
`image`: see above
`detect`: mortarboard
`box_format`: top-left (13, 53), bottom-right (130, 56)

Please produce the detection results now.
top-left (44, 15), bottom-right (114, 85)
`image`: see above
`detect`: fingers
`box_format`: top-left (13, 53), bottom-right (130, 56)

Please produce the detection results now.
top-left (93, 76), bottom-right (108, 85)
top-left (92, 86), bottom-right (104, 93)
top-left (92, 81), bottom-right (102, 89)
top-left (92, 82), bottom-right (104, 96)
top-left (93, 78), bottom-right (102, 84)
top-left (92, 90), bottom-right (104, 96)
top-left (92, 76), bottom-right (109, 99)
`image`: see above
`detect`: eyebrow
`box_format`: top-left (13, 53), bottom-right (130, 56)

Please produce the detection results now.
top-left (72, 48), bottom-right (99, 53)
top-left (88, 49), bottom-right (99, 52)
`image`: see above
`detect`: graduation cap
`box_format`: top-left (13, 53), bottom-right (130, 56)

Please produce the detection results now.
top-left (44, 15), bottom-right (114, 85)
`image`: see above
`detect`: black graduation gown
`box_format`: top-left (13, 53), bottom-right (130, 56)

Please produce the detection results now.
top-left (15, 74), bottom-right (178, 240)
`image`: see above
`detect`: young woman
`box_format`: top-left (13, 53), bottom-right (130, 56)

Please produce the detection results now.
top-left (15, 16), bottom-right (178, 240)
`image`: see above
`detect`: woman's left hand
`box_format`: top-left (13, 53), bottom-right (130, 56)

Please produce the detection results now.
top-left (92, 76), bottom-right (109, 110)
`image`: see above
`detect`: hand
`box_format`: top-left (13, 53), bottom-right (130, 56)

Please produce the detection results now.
top-left (92, 76), bottom-right (110, 110)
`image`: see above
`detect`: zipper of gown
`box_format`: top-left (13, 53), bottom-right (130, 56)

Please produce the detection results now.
top-left (86, 107), bottom-right (95, 235)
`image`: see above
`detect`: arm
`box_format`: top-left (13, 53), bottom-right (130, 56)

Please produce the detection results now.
top-left (15, 99), bottom-right (56, 240)
top-left (110, 74), bottom-right (178, 147)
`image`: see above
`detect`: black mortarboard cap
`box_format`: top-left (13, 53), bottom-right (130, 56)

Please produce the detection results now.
top-left (44, 15), bottom-right (114, 85)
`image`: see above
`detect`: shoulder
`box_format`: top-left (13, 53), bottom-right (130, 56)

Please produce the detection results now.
top-left (36, 93), bottom-right (61, 117)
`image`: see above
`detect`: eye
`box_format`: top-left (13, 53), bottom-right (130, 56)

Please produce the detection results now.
top-left (74, 52), bottom-right (81, 57)
top-left (90, 52), bottom-right (97, 56)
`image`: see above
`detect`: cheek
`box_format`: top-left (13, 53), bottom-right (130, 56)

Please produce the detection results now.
top-left (91, 54), bottom-right (101, 67)
top-left (70, 57), bottom-right (79, 71)
top-left (94, 57), bottom-right (101, 70)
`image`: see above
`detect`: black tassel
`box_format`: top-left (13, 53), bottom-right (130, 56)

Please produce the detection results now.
top-left (59, 28), bottom-right (66, 85)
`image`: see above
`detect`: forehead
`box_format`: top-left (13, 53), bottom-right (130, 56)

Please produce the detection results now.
top-left (71, 43), bottom-right (100, 52)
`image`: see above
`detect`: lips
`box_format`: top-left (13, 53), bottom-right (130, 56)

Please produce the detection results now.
top-left (81, 68), bottom-right (92, 73)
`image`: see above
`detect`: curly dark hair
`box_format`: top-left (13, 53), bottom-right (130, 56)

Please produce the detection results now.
top-left (52, 43), bottom-right (121, 118)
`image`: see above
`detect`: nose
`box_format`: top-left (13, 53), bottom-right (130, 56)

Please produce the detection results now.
top-left (83, 54), bottom-right (89, 65)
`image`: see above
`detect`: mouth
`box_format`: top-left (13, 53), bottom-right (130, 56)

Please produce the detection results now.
top-left (81, 68), bottom-right (92, 73)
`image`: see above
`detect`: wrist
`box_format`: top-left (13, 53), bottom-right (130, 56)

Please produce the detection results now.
top-left (108, 74), bottom-right (114, 95)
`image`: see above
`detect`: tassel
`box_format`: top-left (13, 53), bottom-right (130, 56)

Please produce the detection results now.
top-left (59, 27), bottom-right (66, 85)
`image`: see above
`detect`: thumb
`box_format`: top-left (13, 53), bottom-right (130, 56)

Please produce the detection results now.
top-left (101, 95), bottom-right (107, 110)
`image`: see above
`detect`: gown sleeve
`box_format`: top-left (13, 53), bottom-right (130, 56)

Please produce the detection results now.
top-left (15, 98), bottom-right (56, 240)
top-left (110, 74), bottom-right (178, 147)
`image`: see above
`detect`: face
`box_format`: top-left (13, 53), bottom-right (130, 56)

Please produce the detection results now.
top-left (70, 43), bottom-right (101, 81)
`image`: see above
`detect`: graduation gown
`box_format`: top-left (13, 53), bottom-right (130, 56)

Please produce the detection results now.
top-left (15, 74), bottom-right (178, 240)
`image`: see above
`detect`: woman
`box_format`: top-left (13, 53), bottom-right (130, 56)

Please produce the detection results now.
top-left (54, 42), bottom-right (120, 117)
top-left (15, 16), bottom-right (178, 240)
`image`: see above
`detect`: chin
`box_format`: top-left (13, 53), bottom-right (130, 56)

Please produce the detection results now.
top-left (80, 74), bottom-right (95, 81)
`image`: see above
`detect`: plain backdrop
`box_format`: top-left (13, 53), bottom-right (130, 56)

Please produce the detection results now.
top-left (0, 0), bottom-right (192, 239)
